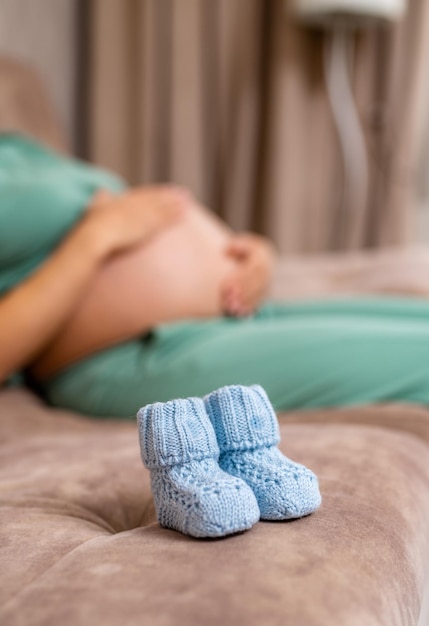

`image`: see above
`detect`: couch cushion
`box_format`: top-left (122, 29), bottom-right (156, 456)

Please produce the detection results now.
top-left (280, 402), bottom-right (429, 445)
top-left (1, 390), bottom-right (429, 625)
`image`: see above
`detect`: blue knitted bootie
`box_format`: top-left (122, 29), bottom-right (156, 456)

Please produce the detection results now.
top-left (204, 385), bottom-right (322, 521)
top-left (137, 397), bottom-right (260, 538)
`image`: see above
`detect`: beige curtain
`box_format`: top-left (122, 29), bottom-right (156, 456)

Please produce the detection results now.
top-left (84, 0), bottom-right (429, 253)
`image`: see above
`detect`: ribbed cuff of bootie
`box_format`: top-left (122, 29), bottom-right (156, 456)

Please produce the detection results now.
top-left (138, 397), bottom-right (219, 469)
top-left (204, 384), bottom-right (280, 452)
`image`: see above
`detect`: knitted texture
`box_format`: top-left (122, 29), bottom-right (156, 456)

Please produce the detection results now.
top-left (137, 397), bottom-right (260, 538)
top-left (204, 385), bottom-right (322, 520)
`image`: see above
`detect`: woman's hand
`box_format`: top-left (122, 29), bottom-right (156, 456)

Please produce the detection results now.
top-left (222, 233), bottom-right (276, 316)
top-left (84, 185), bottom-right (190, 257)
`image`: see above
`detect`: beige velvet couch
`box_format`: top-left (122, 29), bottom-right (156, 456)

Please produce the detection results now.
top-left (1, 58), bottom-right (429, 626)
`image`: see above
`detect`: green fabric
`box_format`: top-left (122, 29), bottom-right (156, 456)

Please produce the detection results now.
top-left (3, 135), bottom-right (429, 417)
top-left (41, 298), bottom-right (429, 418)
top-left (0, 134), bottom-right (125, 296)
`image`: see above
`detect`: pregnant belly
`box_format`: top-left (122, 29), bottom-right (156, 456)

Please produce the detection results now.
top-left (31, 205), bottom-right (237, 379)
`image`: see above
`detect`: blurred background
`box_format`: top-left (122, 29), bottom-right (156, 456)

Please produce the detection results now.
top-left (0, 0), bottom-right (428, 254)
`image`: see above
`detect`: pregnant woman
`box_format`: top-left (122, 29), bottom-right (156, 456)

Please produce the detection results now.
top-left (1, 133), bottom-right (429, 418)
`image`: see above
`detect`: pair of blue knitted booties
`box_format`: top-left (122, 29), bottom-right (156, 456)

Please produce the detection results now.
top-left (137, 385), bottom-right (321, 538)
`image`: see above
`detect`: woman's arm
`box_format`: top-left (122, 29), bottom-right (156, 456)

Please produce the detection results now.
top-left (0, 186), bottom-right (187, 383)
top-left (0, 222), bottom-right (110, 383)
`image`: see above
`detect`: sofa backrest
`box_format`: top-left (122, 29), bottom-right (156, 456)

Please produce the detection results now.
top-left (0, 56), bottom-right (67, 153)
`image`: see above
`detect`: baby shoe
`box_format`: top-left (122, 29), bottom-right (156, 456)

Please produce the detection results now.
top-left (137, 397), bottom-right (260, 538)
top-left (204, 385), bottom-right (321, 520)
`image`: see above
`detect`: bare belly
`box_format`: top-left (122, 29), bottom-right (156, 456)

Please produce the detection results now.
top-left (31, 205), bottom-right (236, 379)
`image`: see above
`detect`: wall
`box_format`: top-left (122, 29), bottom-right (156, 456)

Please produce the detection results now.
top-left (0, 0), bottom-right (78, 144)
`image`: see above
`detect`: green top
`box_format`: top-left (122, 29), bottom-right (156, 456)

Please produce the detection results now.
top-left (0, 134), bottom-right (126, 297)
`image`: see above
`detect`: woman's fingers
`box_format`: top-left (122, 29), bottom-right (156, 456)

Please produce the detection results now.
top-left (129, 185), bottom-right (193, 207)
top-left (89, 188), bottom-right (115, 209)
top-left (84, 186), bottom-right (192, 256)
top-left (222, 266), bottom-right (261, 316)
top-left (225, 237), bottom-right (250, 260)
top-left (224, 233), bottom-right (275, 316)
top-left (223, 283), bottom-right (242, 315)
top-left (150, 197), bottom-right (187, 230)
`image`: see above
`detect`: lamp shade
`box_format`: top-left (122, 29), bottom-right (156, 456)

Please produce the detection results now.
top-left (292, 0), bottom-right (406, 24)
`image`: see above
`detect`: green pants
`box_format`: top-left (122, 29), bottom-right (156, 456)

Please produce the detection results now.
top-left (40, 298), bottom-right (429, 418)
